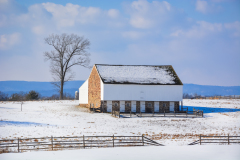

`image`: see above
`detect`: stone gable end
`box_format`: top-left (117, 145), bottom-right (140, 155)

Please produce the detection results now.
top-left (88, 65), bottom-right (101, 108)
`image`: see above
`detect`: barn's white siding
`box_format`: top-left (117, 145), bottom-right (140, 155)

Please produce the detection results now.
top-left (79, 79), bottom-right (88, 104)
top-left (102, 84), bottom-right (183, 101)
top-left (101, 80), bottom-right (104, 100)
top-left (131, 101), bottom-right (136, 112)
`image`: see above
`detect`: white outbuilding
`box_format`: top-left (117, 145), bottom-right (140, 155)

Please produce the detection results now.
top-left (79, 64), bottom-right (183, 113)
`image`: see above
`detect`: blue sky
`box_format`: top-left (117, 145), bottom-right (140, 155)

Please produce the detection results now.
top-left (0, 0), bottom-right (239, 86)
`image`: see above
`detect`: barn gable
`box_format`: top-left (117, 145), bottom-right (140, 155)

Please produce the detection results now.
top-left (88, 65), bottom-right (102, 108)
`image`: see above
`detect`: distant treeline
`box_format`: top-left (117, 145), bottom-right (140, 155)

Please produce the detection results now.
top-left (183, 93), bottom-right (240, 99)
top-left (1, 90), bottom-right (239, 101)
top-left (0, 91), bottom-right (74, 101)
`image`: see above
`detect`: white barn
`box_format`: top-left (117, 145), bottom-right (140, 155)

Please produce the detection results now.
top-left (79, 64), bottom-right (183, 113)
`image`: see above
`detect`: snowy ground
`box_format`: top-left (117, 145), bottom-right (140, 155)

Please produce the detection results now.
top-left (0, 99), bottom-right (239, 146)
top-left (1, 145), bottom-right (240, 160)
top-left (0, 99), bottom-right (239, 159)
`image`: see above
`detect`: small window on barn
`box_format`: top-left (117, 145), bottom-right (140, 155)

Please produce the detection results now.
top-left (163, 103), bottom-right (166, 108)
top-left (148, 103), bottom-right (152, 107)
top-left (126, 103), bottom-right (130, 107)
top-left (114, 102), bottom-right (118, 107)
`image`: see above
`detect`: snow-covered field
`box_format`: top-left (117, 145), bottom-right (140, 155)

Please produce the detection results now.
top-left (0, 99), bottom-right (240, 145)
top-left (0, 99), bottom-right (240, 159)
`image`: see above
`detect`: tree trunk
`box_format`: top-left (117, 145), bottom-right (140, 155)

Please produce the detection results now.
top-left (60, 79), bottom-right (64, 100)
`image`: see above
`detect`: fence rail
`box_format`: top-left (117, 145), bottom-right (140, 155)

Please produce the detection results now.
top-left (111, 110), bottom-right (203, 118)
top-left (189, 135), bottom-right (240, 145)
top-left (0, 135), bottom-right (163, 153)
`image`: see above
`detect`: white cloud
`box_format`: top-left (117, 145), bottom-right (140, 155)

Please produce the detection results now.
top-left (127, 0), bottom-right (173, 29)
top-left (171, 21), bottom-right (222, 38)
top-left (107, 9), bottom-right (119, 18)
top-left (196, 0), bottom-right (209, 14)
top-left (42, 3), bottom-right (104, 27)
top-left (224, 21), bottom-right (240, 37)
top-left (31, 26), bottom-right (45, 35)
top-left (42, 3), bottom-right (80, 27)
top-left (195, 0), bottom-right (222, 14)
top-left (0, 0), bottom-right (8, 5)
top-left (0, 33), bottom-right (20, 50)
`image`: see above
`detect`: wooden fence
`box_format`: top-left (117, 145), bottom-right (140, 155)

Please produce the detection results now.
top-left (112, 110), bottom-right (203, 118)
top-left (189, 135), bottom-right (240, 145)
top-left (90, 104), bottom-right (203, 118)
top-left (0, 135), bottom-right (163, 153)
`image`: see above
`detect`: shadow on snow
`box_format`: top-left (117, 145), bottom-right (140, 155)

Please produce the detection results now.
top-left (0, 121), bottom-right (52, 126)
top-left (185, 106), bottom-right (240, 114)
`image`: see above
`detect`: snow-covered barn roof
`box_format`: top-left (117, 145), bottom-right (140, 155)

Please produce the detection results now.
top-left (95, 64), bottom-right (183, 85)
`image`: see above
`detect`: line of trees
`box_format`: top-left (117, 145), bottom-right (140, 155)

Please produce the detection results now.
top-left (0, 91), bottom-right (74, 101)
top-left (183, 93), bottom-right (203, 99)
top-left (183, 93), bottom-right (240, 99)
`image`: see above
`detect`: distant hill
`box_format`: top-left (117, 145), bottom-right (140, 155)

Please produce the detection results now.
top-left (0, 81), bottom-right (85, 97)
top-left (0, 81), bottom-right (239, 97)
top-left (183, 84), bottom-right (240, 96)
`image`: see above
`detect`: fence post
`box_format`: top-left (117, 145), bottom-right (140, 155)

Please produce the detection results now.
top-left (18, 138), bottom-right (19, 153)
top-left (142, 134), bottom-right (144, 146)
top-left (174, 111), bottom-right (176, 117)
top-left (181, 101), bottom-right (183, 111)
top-left (51, 136), bottom-right (53, 150)
top-left (180, 101), bottom-right (181, 111)
top-left (113, 135), bottom-right (114, 147)
top-left (164, 110), bottom-right (165, 117)
top-left (130, 111), bottom-right (131, 118)
top-left (202, 111), bottom-right (203, 117)
top-left (83, 135), bottom-right (85, 149)
top-left (200, 134), bottom-right (201, 145)
top-left (228, 134), bottom-right (229, 145)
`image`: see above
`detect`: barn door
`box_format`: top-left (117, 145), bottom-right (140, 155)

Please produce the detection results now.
top-left (170, 102), bottom-right (174, 112)
top-left (120, 101), bottom-right (125, 112)
top-left (154, 102), bottom-right (159, 112)
top-left (107, 101), bottom-right (112, 112)
top-left (131, 101), bottom-right (136, 112)
top-left (140, 101), bottom-right (145, 112)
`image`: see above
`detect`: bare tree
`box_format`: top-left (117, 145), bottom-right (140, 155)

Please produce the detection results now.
top-left (44, 33), bottom-right (90, 100)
